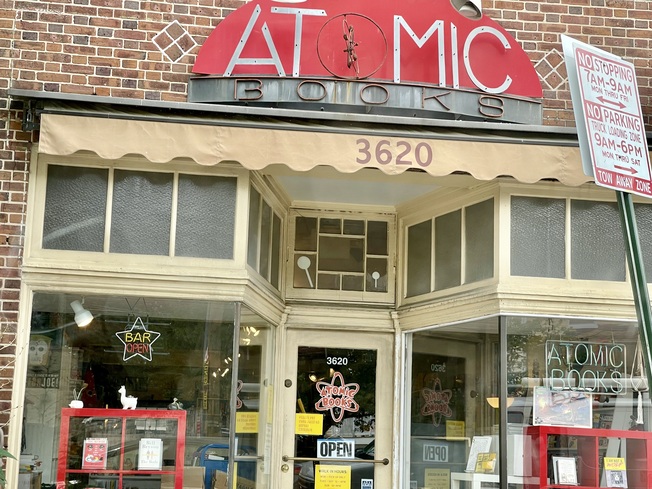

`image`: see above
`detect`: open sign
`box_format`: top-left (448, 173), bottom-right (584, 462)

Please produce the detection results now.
top-left (317, 439), bottom-right (355, 459)
top-left (423, 443), bottom-right (448, 462)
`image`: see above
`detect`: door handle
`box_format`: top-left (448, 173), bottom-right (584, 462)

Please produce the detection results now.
top-left (282, 455), bottom-right (389, 465)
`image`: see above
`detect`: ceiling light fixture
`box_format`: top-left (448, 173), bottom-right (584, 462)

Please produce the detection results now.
top-left (70, 300), bottom-right (94, 327)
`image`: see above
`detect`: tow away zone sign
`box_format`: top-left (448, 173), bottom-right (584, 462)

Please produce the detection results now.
top-left (562, 35), bottom-right (652, 198)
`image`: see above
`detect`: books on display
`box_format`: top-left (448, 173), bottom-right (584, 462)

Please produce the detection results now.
top-left (553, 456), bottom-right (578, 485)
top-left (138, 438), bottom-right (163, 470)
top-left (82, 438), bottom-right (108, 470)
top-left (474, 452), bottom-right (497, 473)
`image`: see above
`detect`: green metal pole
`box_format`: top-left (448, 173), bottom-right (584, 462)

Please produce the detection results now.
top-left (617, 190), bottom-right (652, 393)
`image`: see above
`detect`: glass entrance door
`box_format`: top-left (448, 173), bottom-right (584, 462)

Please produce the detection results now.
top-left (280, 331), bottom-right (392, 489)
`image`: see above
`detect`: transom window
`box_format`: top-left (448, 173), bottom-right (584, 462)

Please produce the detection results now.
top-left (405, 198), bottom-right (494, 298)
top-left (42, 165), bottom-right (237, 259)
top-left (287, 210), bottom-right (395, 301)
top-left (509, 196), bottom-right (652, 281)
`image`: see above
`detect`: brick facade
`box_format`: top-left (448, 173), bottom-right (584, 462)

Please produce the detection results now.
top-left (0, 0), bottom-right (651, 437)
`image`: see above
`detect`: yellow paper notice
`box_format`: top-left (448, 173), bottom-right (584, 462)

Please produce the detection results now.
top-left (425, 468), bottom-right (450, 489)
top-left (604, 457), bottom-right (626, 470)
top-left (315, 465), bottom-right (351, 489)
top-left (446, 420), bottom-right (465, 438)
top-left (295, 413), bottom-right (324, 435)
top-left (235, 412), bottom-right (259, 433)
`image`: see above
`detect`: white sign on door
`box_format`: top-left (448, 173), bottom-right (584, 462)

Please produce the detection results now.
top-left (317, 438), bottom-right (355, 459)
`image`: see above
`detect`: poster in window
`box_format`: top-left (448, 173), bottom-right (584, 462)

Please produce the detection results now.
top-left (82, 438), bottom-right (108, 470)
top-left (604, 457), bottom-right (628, 488)
top-left (533, 386), bottom-right (592, 428)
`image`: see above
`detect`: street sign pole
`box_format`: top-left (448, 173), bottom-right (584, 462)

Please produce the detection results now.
top-left (617, 190), bottom-right (652, 392)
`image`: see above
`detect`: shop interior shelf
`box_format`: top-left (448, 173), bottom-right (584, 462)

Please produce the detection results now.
top-left (525, 425), bottom-right (652, 489)
top-left (57, 407), bottom-right (187, 489)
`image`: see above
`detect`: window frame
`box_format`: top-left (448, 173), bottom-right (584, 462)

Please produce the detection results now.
top-left (26, 153), bottom-right (250, 276)
top-left (285, 207), bottom-right (396, 304)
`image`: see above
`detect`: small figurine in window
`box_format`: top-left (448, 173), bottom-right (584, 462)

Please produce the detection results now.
top-left (118, 386), bottom-right (138, 410)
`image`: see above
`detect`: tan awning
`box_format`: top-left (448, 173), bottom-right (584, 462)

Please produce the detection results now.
top-left (39, 112), bottom-right (592, 186)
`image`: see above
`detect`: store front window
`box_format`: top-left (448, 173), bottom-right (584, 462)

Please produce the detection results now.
top-left (24, 293), bottom-right (274, 489)
top-left (406, 319), bottom-right (499, 489)
top-left (507, 316), bottom-right (651, 488)
top-left (406, 316), bottom-right (652, 488)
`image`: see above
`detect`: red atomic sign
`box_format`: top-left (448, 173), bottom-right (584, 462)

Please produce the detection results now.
top-left (570, 41), bottom-right (652, 197)
top-left (192, 0), bottom-right (542, 98)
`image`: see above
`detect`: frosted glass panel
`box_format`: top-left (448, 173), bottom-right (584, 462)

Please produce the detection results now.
top-left (465, 199), bottom-right (494, 283)
top-left (343, 219), bottom-right (365, 235)
top-left (318, 236), bottom-right (364, 272)
top-left (43, 165), bottom-right (108, 251)
top-left (367, 221), bottom-right (388, 255)
top-left (271, 213), bottom-right (281, 288)
top-left (320, 218), bottom-right (341, 234)
top-left (342, 274), bottom-right (364, 291)
top-left (406, 220), bottom-right (432, 297)
top-left (366, 257), bottom-right (387, 292)
top-left (175, 174), bottom-right (236, 259)
top-left (435, 210), bottom-right (461, 290)
top-left (260, 201), bottom-right (272, 278)
top-left (635, 203), bottom-right (652, 283)
top-left (110, 170), bottom-right (173, 255)
top-left (511, 197), bottom-right (565, 278)
top-left (571, 200), bottom-right (625, 281)
top-left (295, 217), bottom-right (317, 251)
top-left (247, 186), bottom-right (261, 268)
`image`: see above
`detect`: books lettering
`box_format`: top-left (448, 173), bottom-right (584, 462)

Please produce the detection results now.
top-left (604, 457), bottom-right (627, 488)
top-left (82, 438), bottom-right (108, 470)
top-left (138, 438), bottom-right (163, 470)
top-left (553, 456), bottom-right (578, 485)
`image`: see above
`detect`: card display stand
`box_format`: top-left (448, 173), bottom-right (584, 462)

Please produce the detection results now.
top-left (525, 425), bottom-right (652, 489)
top-left (57, 408), bottom-right (186, 489)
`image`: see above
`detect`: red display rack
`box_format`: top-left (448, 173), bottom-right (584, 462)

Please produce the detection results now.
top-left (57, 408), bottom-right (187, 489)
top-left (525, 425), bottom-right (652, 489)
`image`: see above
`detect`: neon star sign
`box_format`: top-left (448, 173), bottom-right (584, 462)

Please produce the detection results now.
top-left (420, 378), bottom-right (453, 426)
top-left (115, 316), bottom-right (161, 362)
top-left (315, 371), bottom-right (360, 423)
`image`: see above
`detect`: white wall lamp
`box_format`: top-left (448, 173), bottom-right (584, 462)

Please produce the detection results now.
top-left (451, 0), bottom-right (482, 19)
top-left (70, 299), bottom-right (94, 327)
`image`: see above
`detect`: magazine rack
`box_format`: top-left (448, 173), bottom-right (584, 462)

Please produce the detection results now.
top-left (524, 425), bottom-right (652, 489)
top-left (57, 408), bottom-right (187, 489)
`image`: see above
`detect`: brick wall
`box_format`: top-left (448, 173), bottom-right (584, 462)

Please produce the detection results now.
top-left (483, 0), bottom-right (652, 126)
top-left (3, 0), bottom-right (651, 124)
top-left (0, 0), bottom-right (29, 436)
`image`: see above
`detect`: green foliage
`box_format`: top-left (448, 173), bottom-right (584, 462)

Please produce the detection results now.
top-left (0, 447), bottom-right (16, 487)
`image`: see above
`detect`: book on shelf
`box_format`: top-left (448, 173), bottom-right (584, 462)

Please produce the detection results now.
top-left (599, 414), bottom-right (614, 429)
top-left (553, 456), bottom-right (578, 485)
top-left (474, 452), bottom-right (497, 473)
top-left (464, 435), bottom-right (493, 472)
top-left (82, 437), bottom-right (108, 470)
top-left (138, 438), bottom-right (163, 470)
top-left (604, 457), bottom-right (627, 488)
